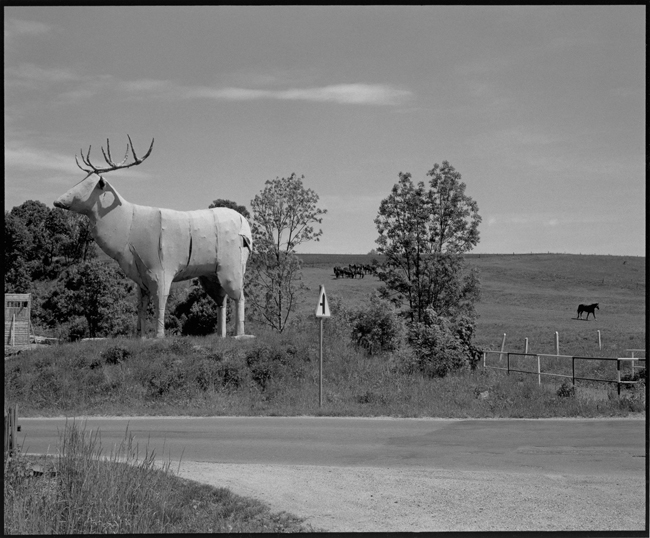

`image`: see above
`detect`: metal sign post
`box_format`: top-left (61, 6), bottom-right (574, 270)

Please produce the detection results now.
top-left (315, 285), bottom-right (331, 407)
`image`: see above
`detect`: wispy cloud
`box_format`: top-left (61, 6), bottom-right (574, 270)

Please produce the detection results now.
top-left (6, 63), bottom-right (412, 107)
top-left (5, 143), bottom-right (73, 174)
top-left (4, 18), bottom-right (52, 42)
top-left (486, 211), bottom-right (617, 227)
top-left (183, 86), bottom-right (270, 101)
top-left (275, 84), bottom-right (411, 105)
top-left (158, 81), bottom-right (412, 106)
top-left (6, 63), bottom-right (81, 86)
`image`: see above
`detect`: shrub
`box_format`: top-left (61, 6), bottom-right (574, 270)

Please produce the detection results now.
top-left (350, 294), bottom-right (405, 355)
top-left (168, 283), bottom-right (230, 336)
top-left (407, 308), bottom-right (480, 378)
top-left (355, 389), bottom-right (387, 405)
top-left (102, 345), bottom-right (131, 365)
top-left (167, 338), bottom-right (195, 356)
top-left (189, 349), bottom-right (244, 392)
top-left (142, 358), bottom-right (186, 398)
top-left (245, 344), bottom-right (302, 391)
top-left (61, 317), bottom-right (89, 342)
top-left (217, 361), bottom-right (245, 390)
top-left (556, 381), bottom-right (576, 398)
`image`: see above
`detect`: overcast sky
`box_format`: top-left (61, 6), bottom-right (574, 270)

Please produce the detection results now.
top-left (4, 6), bottom-right (645, 256)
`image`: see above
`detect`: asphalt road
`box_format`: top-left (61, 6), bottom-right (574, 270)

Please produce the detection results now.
top-left (19, 415), bottom-right (645, 475)
top-left (17, 416), bottom-right (647, 532)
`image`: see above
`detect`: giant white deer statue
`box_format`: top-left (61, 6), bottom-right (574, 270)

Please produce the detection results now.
top-left (54, 136), bottom-right (252, 338)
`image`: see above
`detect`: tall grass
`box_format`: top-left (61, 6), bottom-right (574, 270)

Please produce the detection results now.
top-left (3, 420), bottom-right (314, 534)
top-left (5, 320), bottom-right (645, 419)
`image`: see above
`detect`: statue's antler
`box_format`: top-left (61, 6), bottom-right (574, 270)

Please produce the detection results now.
top-left (75, 135), bottom-right (154, 176)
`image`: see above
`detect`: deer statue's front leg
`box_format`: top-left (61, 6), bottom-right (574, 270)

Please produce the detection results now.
top-left (152, 284), bottom-right (170, 339)
top-left (235, 292), bottom-right (245, 336)
top-left (217, 296), bottom-right (228, 338)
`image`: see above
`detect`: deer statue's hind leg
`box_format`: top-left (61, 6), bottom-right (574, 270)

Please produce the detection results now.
top-left (236, 236), bottom-right (250, 337)
top-left (136, 286), bottom-right (150, 338)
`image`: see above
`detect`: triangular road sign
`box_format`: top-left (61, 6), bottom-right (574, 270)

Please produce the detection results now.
top-left (315, 285), bottom-right (331, 318)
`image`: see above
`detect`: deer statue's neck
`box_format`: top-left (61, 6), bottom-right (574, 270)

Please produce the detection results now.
top-left (88, 184), bottom-right (134, 259)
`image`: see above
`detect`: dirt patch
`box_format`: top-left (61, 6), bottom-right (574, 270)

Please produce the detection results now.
top-left (178, 462), bottom-right (645, 532)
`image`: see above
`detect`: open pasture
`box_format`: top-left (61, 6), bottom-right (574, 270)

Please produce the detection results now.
top-left (297, 253), bottom-right (646, 360)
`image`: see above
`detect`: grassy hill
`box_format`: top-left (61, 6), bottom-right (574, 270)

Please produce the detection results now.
top-left (6, 254), bottom-right (645, 420)
top-left (297, 253), bottom-right (646, 358)
top-left (74, 251), bottom-right (647, 359)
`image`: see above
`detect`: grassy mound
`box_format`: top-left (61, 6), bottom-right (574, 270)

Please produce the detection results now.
top-left (5, 323), bottom-right (645, 418)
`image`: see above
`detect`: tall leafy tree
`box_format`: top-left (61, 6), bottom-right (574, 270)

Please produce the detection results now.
top-left (374, 161), bottom-right (481, 323)
top-left (41, 260), bottom-right (134, 338)
top-left (248, 173), bottom-right (326, 332)
top-left (426, 161), bottom-right (481, 254)
top-left (208, 198), bottom-right (251, 219)
top-left (4, 211), bottom-right (33, 292)
top-left (52, 209), bottom-right (96, 264)
top-left (10, 200), bottom-right (51, 277)
top-left (6, 201), bottom-right (96, 281)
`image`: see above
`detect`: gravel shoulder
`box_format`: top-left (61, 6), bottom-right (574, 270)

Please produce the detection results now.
top-left (178, 461), bottom-right (646, 532)
top-left (20, 415), bottom-right (645, 532)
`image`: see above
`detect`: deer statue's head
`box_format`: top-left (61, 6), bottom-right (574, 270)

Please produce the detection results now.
top-left (54, 135), bottom-right (154, 216)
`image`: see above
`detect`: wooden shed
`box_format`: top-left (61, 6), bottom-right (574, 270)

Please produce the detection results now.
top-left (4, 293), bottom-right (31, 347)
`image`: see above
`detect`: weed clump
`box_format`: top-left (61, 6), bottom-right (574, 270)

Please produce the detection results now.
top-left (101, 345), bottom-right (131, 365)
top-left (245, 342), bottom-right (309, 391)
top-left (556, 381), bottom-right (576, 398)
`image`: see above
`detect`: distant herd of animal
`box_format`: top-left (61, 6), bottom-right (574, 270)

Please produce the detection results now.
top-left (333, 264), bottom-right (377, 279)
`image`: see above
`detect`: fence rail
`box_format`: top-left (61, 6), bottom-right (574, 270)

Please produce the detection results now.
top-left (481, 350), bottom-right (646, 395)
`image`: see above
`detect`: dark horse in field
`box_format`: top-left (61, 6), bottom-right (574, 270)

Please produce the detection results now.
top-left (577, 303), bottom-right (599, 320)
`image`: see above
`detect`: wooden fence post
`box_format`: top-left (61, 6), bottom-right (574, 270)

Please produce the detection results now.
top-left (4, 409), bottom-right (7, 455)
top-left (4, 405), bottom-right (18, 457)
top-left (597, 330), bottom-right (602, 351)
top-left (499, 333), bottom-right (506, 362)
top-left (12, 406), bottom-right (17, 454)
top-left (555, 332), bottom-right (560, 356)
top-left (572, 357), bottom-right (575, 386)
top-left (524, 338), bottom-right (529, 355)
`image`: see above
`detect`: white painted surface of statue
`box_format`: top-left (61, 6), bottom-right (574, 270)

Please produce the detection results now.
top-left (53, 136), bottom-right (252, 338)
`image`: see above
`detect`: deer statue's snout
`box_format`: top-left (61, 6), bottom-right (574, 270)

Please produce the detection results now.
top-left (53, 197), bottom-right (68, 210)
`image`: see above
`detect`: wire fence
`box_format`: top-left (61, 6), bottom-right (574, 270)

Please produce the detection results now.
top-left (480, 349), bottom-right (646, 395)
